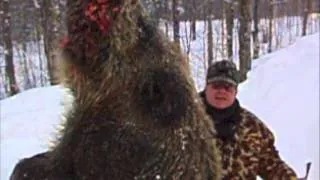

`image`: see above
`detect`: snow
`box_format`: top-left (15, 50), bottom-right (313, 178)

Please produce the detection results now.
top-left (1, 33), bottom-right (319, 179)
top-left (238, 33), bottom-right (319, 180)
top-left (0, 86), bottom-right (70, 179)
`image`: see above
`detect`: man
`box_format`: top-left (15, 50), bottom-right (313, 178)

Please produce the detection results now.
top-left (200, 60), bottom-right (298, 180)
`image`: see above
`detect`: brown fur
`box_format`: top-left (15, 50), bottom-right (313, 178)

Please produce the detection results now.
top-left (10, 0), bottom-right (221, 179)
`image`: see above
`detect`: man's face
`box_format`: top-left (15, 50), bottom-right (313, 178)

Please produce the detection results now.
top-left (205, 81), bottom-right (237, 109)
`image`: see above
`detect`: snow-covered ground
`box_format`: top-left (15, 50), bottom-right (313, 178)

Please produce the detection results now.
top-left (238, 33), bottom-right (319, 180)
top-left (1, 33), bottom-right (319, 179)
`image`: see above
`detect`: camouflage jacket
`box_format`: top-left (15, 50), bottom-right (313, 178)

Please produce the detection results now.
top-left (200, 94), bottom-right (298, 180)
top-left (216, 107), bottom-right (298, 180)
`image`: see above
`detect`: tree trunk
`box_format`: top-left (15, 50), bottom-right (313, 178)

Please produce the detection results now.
top-left (252, 0), bottom-right (260, 59)
top-left (3, 0), bottom-right (20, 96)
top-left (20, 7), bottom-right (33, 90)
top-left (190, 0), bottom-right (197, 41)
top-left (191, 21), bottom-right (196, 41)
top-left (295, 0), bottom-right (300, 36)
top-left (36, 25), bottom-right (45, 86)
top-left (41, 0), bottom-right (60, 85)
top-left (302, 0), bottom-right (312, 36)
top-left (220, 0), bottom-right (226, 58)
top-left (22, 42), bottom-right (32, 90)
top-left (238, 0), bottom-right (252, 82)
top-left (207, 0), bottom-right (214, 66)
top-left (164, 0), bottom-right (169, 37)
top-left (267, 0), bottom-right (274, 53)
top-left (207, 18), bottom-right (213, 66)
top-left (225, 1), bottom-right (234, 61)
top-left (172, 0), bottom-right (180, 45)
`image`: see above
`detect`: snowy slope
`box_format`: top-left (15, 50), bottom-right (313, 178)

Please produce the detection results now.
top-left (0, 86), bottom-right (71, 179)
top-left (238, 33), bottom-right (319, 180)
top-left (1, 33), bottom-right (319, 180)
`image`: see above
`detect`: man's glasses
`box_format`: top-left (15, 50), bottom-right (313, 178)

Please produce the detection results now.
top-left (210, 81), bottom-right (235, 91)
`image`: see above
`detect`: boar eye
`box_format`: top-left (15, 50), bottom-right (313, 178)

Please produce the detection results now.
top-left (138, 70), bottom-right (188, 126)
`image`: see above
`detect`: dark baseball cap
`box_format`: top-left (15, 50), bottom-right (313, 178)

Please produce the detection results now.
top-left (206, 60), bottom-right (239, 86)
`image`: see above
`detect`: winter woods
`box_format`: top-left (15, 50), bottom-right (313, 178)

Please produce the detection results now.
top-left (1, 0), bottom-right (319, 98)
top-left (0, 0), bottom-right (319, 179)
top-left (9, 0), bottom-right (222, 179)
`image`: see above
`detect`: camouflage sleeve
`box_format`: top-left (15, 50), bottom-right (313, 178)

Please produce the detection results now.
top-left (257, 125), bottom-right (298, 180)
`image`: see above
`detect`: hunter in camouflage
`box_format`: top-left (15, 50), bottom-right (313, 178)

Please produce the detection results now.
top-left (200, 60), bottom-right (298, 180)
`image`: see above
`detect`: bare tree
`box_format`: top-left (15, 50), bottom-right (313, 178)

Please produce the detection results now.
top-left (181, 22), bottom-right (192, 55)
top-left (267, 0), bottom-right (274, 53)
top-left (35, 23), bottom-right (45, 86)
top-left (191, 21), bottom-right (196, 40)
top-left (252, 0), bottom-right (260, 59)
top-left (225, 0), bottom-right (235, 61)
top-left (40, 0), bottom-right (63, 85)
top-left (190, 0), bottom-right (197, 41)
top-left (172, 0), bottom-right (180, 45)
top-left (286, 1), bottom-right (294, 44)
top-left (207, 0), bottom-right (214, 66)
top-left (164, 0), bottom-right (169, 37)
top-left (3, 0), bottom-right (20, 96)
top-left (302, 0), bottom-right (312, 36)
top-left (20, 44), bottom-right (33, 89)
top-left (238, 0), bottom-right (252, 81)
top-left (220, 0), bottom-right (226, 59)
top-left (19, 2), bottom-right (34, 90)
top-left (295, 0), bottom-right (301, 36)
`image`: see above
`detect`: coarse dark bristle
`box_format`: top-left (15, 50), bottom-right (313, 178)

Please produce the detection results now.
top-left (9, 0), bottom-right (222, 180)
